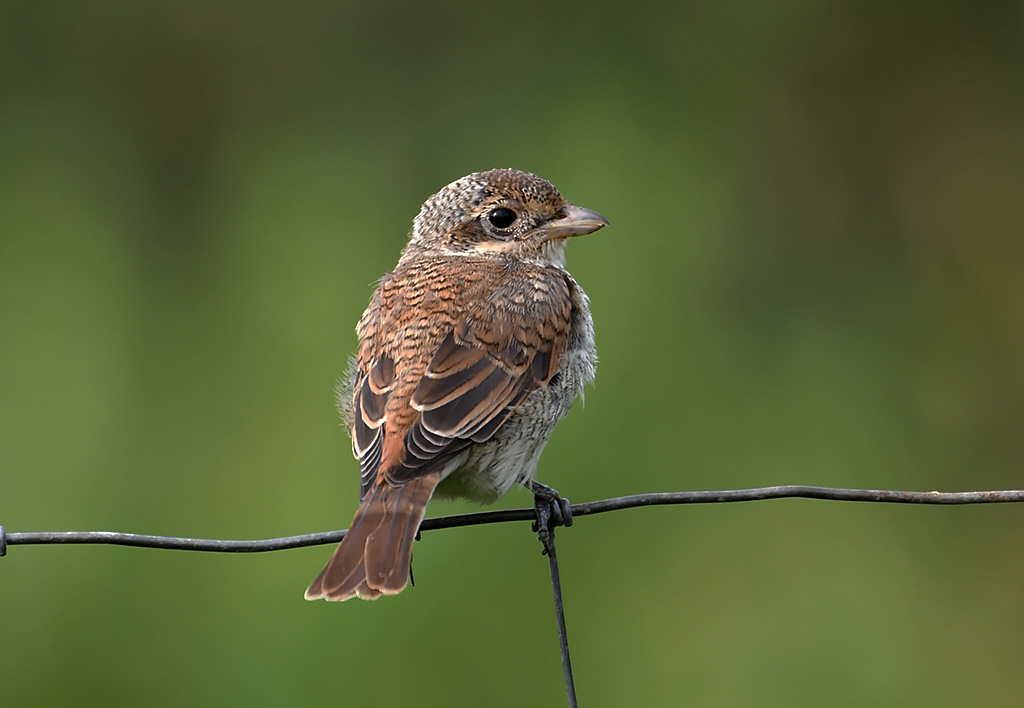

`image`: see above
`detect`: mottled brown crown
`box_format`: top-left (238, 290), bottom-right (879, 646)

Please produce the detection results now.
top-left (412, 168), bottom-right (561, 244)
top-left (406, 169), bottom-right (604, 267)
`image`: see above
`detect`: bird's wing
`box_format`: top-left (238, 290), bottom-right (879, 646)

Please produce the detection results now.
top-left (350, 353), bottom-right (394, 497)
top-left (350, 265), bottom-right (573, 493)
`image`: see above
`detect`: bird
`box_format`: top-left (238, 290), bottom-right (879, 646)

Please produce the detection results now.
top-left (304, 168), bottom-right (607, 601)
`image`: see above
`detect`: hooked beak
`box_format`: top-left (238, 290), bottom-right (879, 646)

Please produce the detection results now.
top-left (540, 205), bottom-right (609, 241)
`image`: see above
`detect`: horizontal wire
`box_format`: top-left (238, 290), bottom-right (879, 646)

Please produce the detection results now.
top-left (2, 485), bottom-right (1022, 557)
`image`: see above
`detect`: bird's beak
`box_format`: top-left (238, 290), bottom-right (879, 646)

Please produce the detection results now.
top-left (540, 205), bottom-right (609, 241)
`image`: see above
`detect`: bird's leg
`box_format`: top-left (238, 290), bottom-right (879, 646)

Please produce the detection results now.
top-left (529, 480), bottom-right (573, 528)
top-left (529, 481), bottom-right (573, 554)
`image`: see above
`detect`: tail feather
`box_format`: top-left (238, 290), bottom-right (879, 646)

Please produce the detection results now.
top-left (305, 473), bottom-right (440, 601)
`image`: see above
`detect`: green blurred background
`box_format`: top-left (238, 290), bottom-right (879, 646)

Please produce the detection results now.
top-left (2, 2), bottom-right (1022, 706)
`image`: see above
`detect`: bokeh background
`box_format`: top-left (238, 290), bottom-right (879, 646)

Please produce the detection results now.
top-left (2, 2), bottom-right (1022, 706)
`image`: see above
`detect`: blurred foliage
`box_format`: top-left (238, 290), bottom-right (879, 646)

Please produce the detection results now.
top-left (2, 2), bottom-right (1023, 707)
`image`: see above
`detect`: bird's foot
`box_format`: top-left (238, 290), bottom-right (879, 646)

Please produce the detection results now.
top-left (529, 481), bottom-right (573, 529)
top-left (530, 481), bottom-right (573, 555)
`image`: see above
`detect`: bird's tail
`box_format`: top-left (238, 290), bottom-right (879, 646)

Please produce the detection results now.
top-left (305, 472), bottom-right (441, 601)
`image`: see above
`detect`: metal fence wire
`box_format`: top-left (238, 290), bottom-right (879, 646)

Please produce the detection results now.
top-left (4, 484), bottom-right (1023, 708)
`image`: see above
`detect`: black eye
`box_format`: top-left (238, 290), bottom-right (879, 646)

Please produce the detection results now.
top-left (487, 208), bottom-right (517, 229)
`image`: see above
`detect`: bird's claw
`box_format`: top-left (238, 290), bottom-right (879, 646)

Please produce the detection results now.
top-left (530, 481), bottom-right (573, 555)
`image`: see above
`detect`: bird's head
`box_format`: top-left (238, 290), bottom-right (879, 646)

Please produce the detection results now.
top-left (408, 169), bottom-right (608, 267)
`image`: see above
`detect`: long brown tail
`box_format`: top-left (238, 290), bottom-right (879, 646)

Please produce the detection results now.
top-left (304, 472), bottom-right (440, 601)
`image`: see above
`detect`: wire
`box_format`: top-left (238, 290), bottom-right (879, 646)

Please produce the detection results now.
top-left (3, 485), bottom-right (1022, 556)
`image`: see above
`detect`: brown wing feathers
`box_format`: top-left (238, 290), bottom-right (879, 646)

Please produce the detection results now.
top-left (352, 355), bottom-right (394, 497)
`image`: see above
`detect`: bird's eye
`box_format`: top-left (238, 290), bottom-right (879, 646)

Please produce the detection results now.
top-left (487, 208), bottom-right (517, 230)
